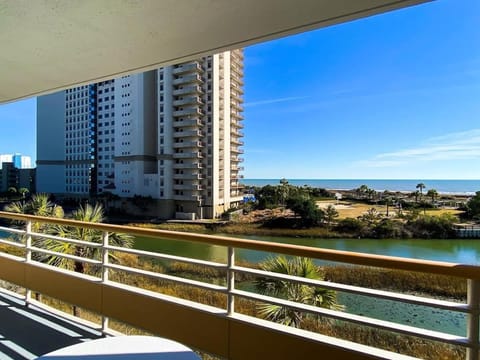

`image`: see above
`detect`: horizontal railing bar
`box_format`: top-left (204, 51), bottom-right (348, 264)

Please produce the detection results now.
top-left (30, 232), bottom-right (103, 248)
top-left (29, 246), bottom-right (102, 265)
top-left (231, 289), bottom-right (469, 347)
top-left (106, 245), bottom-right (227, 269)
top-left (1, 211), bottom-right (479, 279)
top-left (233, 266), bottom-right (469, 313)
top-left (0, 238), bottom-right (25, 248)
top-left (0, 226), bottom-right (26, 235)
top-left (106, 263), bottom-right (228, 293)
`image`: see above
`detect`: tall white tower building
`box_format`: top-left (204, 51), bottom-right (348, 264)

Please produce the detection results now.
top-left (37, 49), bottom-right (244, 219)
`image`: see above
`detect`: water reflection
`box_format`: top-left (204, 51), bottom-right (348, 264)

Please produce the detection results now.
top-left (134, 235), bottom-right (480, 265)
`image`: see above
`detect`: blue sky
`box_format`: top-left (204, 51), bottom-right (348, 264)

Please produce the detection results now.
top-left (0, 0), bottom-right (479, 179)
top-left (243, 0), bottom-right (480, 179)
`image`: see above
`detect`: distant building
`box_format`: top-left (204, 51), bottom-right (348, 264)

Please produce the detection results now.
top-left (0, 162), bottom-right (36, 193)
top-left (0, 155), bottom-right (12, 169)
top-left (0, 163), bottom-right (17, 192)
top-left (0, 153), bottom-right (32, 169)
top-left (13, 153), bottom-right (32, 169)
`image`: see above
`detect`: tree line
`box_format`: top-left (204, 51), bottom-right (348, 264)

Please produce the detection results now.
top-left (249, 181), bottom-right (470, 239)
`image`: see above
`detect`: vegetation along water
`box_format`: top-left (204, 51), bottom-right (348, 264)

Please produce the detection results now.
top-left (133, 233), bottom-right (479, 337)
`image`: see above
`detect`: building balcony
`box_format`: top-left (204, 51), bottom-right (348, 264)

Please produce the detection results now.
top-left (231, 112), bottom-right (243, 121)
top-left (231, 165), bottom-right (244, 171)
top-left (172, 152), bottom-right (203, 159)
top-left (232, 129), bottom-right (244, 137)
top-left (231, 64), bottom-right (243, 77)
top-left (172, 108), bottom-right (203, 117)
top-left (231, 117), bottom-right (244, 126)
top-left (0, 211), bottom-right (478, 360)
top-left (173, 96), bottom-right (203, 107)
top-left (173, 118), bottom-right (203, 128)
top-left (173, 194), bottom-right (202, 201)
top-left (172, 74), bottom-right (203, 86)
top-left (230, 147), bottom-right (244, 154)
top-left (172, 85), bottom-right (203, 96)
top-left (231, 101), bottom-right (242, 111)
top-left (231, 83), bottom-right (244, 95)
top-left (173, 140), bottom-right (203, 149)
top-left (173, 172), bottom-right (204, 180)
top-left (230, 138), bottom-right (244, 146)
top-left (231, 54), bottom-right (244, 66)
top-left (173, 130), bottom-right (202, 138)
top-left (173, 162), bottom-right (203, 169)
top-left (172, 62), bottom-right (202, 75)
top-left (173, 184), bottom-right (203, 191)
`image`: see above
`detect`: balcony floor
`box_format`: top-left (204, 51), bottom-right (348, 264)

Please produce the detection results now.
top-left (0, 290), bottom-right (103, 360)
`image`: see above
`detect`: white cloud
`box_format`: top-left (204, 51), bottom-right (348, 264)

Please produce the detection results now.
top-left (244, 96), bottom-right (309, 107)
top-left (356, 128), bottom-right (480, 168)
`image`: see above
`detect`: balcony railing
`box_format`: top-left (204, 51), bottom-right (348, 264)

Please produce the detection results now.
top-left (173, 140), bottom-right (204, 149)
top-left (173, 96), bottom-right (203, 107)
top-left (172, 86), bottom-right (203, 96)
top-left (172, 74), bottom-right (203, 86)
top-left (173, 162), bottom-right (203, 169)
top-left (173, 108), bottom-right (203, 117)
top-left (0, 211), bottom-right (479, 360)
top-left (173, 130), bottom-right (202, 138)
top-left (172, 63), bottom-right (202, 75)
top-left (172, 152), bottom-right (203, 159)
top-left (173, 119), bottom-right (203, 128)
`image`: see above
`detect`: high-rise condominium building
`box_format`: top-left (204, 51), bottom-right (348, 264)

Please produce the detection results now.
top-left (37, 50), bottom-right (244, 219)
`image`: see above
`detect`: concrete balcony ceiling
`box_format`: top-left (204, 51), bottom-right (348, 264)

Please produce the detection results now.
top-left (1, 0), bottom-right (428, 104)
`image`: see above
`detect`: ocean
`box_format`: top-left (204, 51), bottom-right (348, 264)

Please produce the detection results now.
top-left (242, 179), bottom-right (480, 195)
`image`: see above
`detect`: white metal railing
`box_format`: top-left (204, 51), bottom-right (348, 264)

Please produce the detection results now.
top-left (0, 212), bottom-right (479, 359)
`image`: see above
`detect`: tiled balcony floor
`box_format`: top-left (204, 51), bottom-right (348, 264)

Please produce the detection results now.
top-left (0, 290), bottom-right (103, 359)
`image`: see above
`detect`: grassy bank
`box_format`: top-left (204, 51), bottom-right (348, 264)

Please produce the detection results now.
top-left (133, 222), bottom-right (353, 238)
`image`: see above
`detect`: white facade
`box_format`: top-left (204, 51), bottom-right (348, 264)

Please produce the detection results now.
top-left (19, 156), bottom-right (32, 169)
top-left (37, 50), bottom-right (244, 218)
top-left (0, 154), bottom-right (32, 169)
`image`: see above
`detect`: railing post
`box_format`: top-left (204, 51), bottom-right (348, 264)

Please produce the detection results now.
top-left (101, 231), bottom-right (109, 332)
top-left (467, 279), bottom-right (480, 360)
top-left (25, 221), bottom-right (32, 306)
top-left (227, 246), bottom-right (235, 316)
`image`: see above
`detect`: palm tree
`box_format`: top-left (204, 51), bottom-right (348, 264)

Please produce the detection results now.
top-left (279, 178), bottom-right (290, 206)
top-left (254, 256), bottom-right (341, 328)
top-left (416, 183), bottom-right (426, 197)
top-left (4, 193), bottom-right (64, 231)
top-left (324, 205), bottom-right (339, 229)
top-left (4, 194), bottom-right (64, 301)
top-left (18, 188), bottom-right (29, 199)
top-left (410, 190), bottom-right (420, 203)
top-left (384, 196), bottom-right (392, 217)
top-left (6, 199), bottom-right (133, 315)
top-left (37, 203), bottom-right (133, 316)
top-left (426, 189), bottom-right (438, 204)
top-left (366, 188), bottom-right (376, 201)
top-left (40, 203), bottom-right (133, 274)
top-left (356, 185), bottom-right (369, 200)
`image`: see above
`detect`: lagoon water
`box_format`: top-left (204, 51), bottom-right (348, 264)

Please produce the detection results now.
top-left (243, 179), bottom-right (480, 195)
top-left (134, 235), bottom-right (480, 265)
top-left (134, 234), bottom-right (479, 336)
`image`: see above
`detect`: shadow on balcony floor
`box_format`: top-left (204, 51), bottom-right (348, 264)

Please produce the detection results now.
top-left (0, 290), bottom-right (103, 360)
